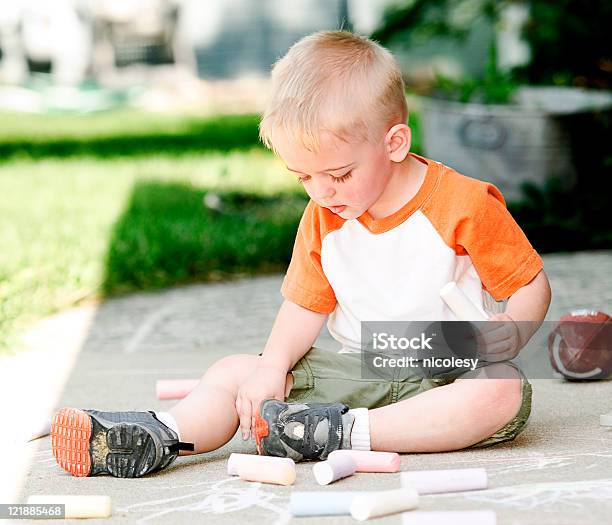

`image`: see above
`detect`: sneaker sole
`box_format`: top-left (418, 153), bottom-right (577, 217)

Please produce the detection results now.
top-left (51, 407), bottom-right (159, 478)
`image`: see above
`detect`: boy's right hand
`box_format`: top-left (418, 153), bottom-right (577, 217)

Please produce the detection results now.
top-left (235, 364), bottom-right (289, 441)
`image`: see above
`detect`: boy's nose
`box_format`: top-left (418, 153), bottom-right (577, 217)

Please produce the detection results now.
top-left (312, 182), bottom-right (336, 202)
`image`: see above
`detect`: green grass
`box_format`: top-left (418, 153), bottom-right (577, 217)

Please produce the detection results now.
top-left (0, 152), bottom-right (307, 354)
top-left (0, 111), bottom-right (262, 160)
top-left (0, 108), bottom-right (311, 354)
top-left (103, 182), bottom-right (308, 294)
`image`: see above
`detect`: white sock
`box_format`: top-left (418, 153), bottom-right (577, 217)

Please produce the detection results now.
top-left (348, 408), bottom-right (371, 451)
top-left (155, 411), bottom-right (182, 440)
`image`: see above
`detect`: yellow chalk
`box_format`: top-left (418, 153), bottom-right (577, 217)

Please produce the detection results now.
top-left (227, 453), bottom-right (294, 476)
top-left (237, 458), bottom-right (296, 486)
top-left (27, 495), bottom-right (112, 519)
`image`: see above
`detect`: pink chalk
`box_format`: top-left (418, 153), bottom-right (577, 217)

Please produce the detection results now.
top-left (328, 450), bottom-right (401, 473)
top-left (155, 379), bottom-right (199, 400)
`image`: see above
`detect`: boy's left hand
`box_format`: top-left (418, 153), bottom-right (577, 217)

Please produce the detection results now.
top-left (474, 313), bottom-right (522, 362)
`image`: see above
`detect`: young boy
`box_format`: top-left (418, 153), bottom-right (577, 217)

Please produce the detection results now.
top-left (51, 30), bottom-right (551, 478)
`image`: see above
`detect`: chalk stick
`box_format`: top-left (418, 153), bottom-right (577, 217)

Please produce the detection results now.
top-left (402, 510), bottom-right (497, 525)
top-left (440, 281), bottom-right (488, 321)
top-left (27, 495), bottom-right (112, 519)
top-left (350, 488), bottom-right (419, 521)
top-left (328, 450), bottom-right (400, 473)
top-left (290, 491), bottom-right (369, 516)
top-left (313, 454), bottom-right (357, 485)
top-left (155, 379), bottom-right (199, 400)
top-left (227, 453), bottom-right (295, 476)
top-left (401, 468), bottom-right (488, 494)
top-left (601, 411), bottom-right (612, 427)
top-left (237, 457), bottom-right (296, 486)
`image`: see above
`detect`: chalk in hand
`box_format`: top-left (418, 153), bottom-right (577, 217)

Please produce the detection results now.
top-left (290, 491), bottom-right (369, 516)
top-left (440, 281), bottom-right (488, 321)
top-left (402, 510), bottom-right (497, 525)
top-left (328, 450), bottom-right (400, 473)
top-left (27, 495), bottom-right (112, 519)
top-left (350, 488), bottom-right (419, 521)
top-left (155, 379), bottom-right (199, 400)
top-left (313, 453), bottom-right (357, 485)
top-left (237, 455), bottom-right (296, 486)
top-left (401, 468), bottom-right (488, 494)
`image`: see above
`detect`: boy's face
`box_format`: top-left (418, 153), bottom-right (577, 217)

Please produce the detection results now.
top-left (274, 129), bottom-right (400, 220)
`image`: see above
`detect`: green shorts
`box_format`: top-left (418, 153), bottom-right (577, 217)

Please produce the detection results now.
top-left (284, 346), bottom-right (532, 449)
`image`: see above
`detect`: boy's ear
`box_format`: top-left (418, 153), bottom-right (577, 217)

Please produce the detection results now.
top-left (385, 124), bottom-right (411, 163)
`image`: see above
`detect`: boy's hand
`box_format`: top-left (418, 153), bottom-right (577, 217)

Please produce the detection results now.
top-left (474, 313), bottom-right (522, 362)
top-left (235, 364), bottom-right (288, 441)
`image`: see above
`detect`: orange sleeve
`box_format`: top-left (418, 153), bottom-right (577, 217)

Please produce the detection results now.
top-left (456, 184), bottom-right (543, 300)
top-left (281, 201), bottom-right (338, 313)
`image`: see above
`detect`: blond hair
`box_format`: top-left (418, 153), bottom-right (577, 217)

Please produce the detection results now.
top-left (259, 30), bottom-right (408, 154)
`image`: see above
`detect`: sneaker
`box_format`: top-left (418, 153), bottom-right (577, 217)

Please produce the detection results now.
top-left (51, 407), bottom-right (194, 478)
top-left (254, 400), bottom-right (354, 461)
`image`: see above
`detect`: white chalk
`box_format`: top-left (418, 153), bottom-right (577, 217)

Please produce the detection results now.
top-left (313, 454), bottom-right (357, 485)
top-left (155, 379), bottom-right (199, 400)
top-left (350, 488), bottom-right (419, 521)
top-left (328, 450), bottom-right (400, 473)
top-left (401, 468), bottom-right (488, 494)
top-left (290, 491), bottom-right (369, 516)
top-left (601, 411), bottom-right (612, 427)
top-left (402, 510), bottom-right (497, 525)
top-left (237, 456), bottom-right (296, 486)
top-left (227, 453), bottom-right (295, 476)
top-left (27, 495), bottom-right (112, 519)
top-left (440, 281), bottom-right (489, 321)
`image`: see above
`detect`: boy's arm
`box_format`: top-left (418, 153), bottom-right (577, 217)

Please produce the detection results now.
top-left (259, 299), bottom-right (328, 372)
top-left (503, 269), bottom-right (551, 324)
top-left (486, 269), bottom-right (552, 360)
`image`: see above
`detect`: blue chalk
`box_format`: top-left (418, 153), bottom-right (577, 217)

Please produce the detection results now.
top-left (290, 491), bottom-right (369, 517)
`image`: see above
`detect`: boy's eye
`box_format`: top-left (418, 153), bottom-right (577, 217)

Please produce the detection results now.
top-left (295, 171), bottom-right (352, 184)
top-left (331, 171), bottom-right (352, 183)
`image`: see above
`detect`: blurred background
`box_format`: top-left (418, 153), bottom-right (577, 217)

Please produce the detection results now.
top-left (1, 0), bottom-right (610, 354)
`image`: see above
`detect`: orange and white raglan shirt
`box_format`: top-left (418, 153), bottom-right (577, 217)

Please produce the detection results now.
top-left (281, 154), bottom-right (544, 353)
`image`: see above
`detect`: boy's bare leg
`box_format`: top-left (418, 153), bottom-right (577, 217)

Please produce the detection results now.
top-left (369, 363), bottom-right (523, 452)
top-left (168, 354), bottom-right (294, 455)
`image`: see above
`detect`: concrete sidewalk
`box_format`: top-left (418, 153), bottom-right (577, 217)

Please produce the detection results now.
top-left (4, 251), bottom-right (612, 524)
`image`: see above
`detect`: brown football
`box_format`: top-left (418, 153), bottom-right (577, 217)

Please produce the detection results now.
top-left (548, 310), bottom-right (612, 380)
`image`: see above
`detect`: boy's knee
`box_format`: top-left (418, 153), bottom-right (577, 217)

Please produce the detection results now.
top-left (201, 354), bottom-right (294, 401)
top-left (458, 366), bottom-right (523, 430)
top-left (201, 353), bottom-right (258, 387)
top-left (487, 376), bottom-right (523, 423)
top-left (466, 369), bottom-right (531, 448)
